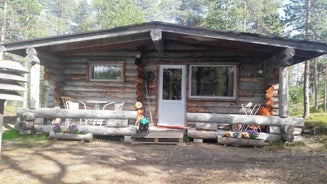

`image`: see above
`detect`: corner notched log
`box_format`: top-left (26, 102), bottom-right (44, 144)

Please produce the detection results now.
top-left (280, 124), bottom-right (294, 142)
top-left (150, 29), bottom-right (165, 52)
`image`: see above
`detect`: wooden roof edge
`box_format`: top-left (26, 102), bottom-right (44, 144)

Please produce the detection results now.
top-left (153, 24), bottom-right (327, 55)
top-left (2, 21), bottom-right (327, 56)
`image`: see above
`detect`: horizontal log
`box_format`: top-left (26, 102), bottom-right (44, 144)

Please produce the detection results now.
top-left (187, 113), bottom-right (304, 126)
top-left (218, 137), bottom-right (265, 147)
top-left (258, 132), bottom-right (281, 142)
top-left (48, 131), bottom-right (93, 142)
top-left (34, 125), bottom-right (138, 136)
top-left (104, 119), bottom-right (129, 127)
top-left (239, 77), bottom-right (265, 82)
top-left (187, 129), bottom-right (221, 139)
top-left (196, 123), bottom-right (217, 131)
top-left (269, 126), bottom-right (302, 135)
top-left (187, 129), bottom-right (281, 142)
top-left (17, 108), bottom-right (137, 119)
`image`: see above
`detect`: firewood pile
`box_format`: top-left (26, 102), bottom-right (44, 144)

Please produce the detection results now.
top-left (257, 85), bottom-right (277, 116)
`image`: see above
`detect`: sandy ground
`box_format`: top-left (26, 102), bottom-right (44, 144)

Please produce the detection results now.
top-left (0, 135), bottom-right (326, 184)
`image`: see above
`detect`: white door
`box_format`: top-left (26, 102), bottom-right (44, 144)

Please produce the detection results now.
top-left (158, 65), bottom-right (186, 127)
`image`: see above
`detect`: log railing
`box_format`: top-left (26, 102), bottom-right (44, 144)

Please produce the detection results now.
top-left (187, 113), bottom-right (304, 126)
top-left (16, 108), bottom-right (138, 136)
top-left (187, 113), bottom-right (304, 142)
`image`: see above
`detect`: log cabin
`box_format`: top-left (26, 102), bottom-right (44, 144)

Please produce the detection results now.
top-left (2, 22), bottom-right (327, 143)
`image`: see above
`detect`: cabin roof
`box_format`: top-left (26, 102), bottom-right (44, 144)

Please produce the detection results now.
top-left (2, 21), bottom-right (327, 64)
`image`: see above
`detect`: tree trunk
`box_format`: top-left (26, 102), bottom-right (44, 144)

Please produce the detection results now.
top-left (0, 0), bottom-right (7, 44)
top-left (325, 64), bottom-right (327, 112)
top-left (304, 60), bottom-right (310, 118)
top-left (243, 0), bottom-right (248, 32)
top-left (0, 100), bottom-right (5, 159)
top-left (314, 59), bottom-right (318, 111)
top-left (224, 0), bottom-right (229, 29)
top-left (303, 0), bottom-right (311, 118)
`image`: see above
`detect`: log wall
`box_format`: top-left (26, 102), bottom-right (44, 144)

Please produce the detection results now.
top-left (43, 46), bottom-right (280, 123)
top-left (143, 52), bottom-right (269, 120)
top-left (45, 55), bottom-right (138, 111)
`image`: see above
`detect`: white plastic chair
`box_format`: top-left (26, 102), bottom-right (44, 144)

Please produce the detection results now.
top-left (102, 101), bottom-right (124, 126)
top-left (114, 101), bottom-right (124, 111)
top-left (241, 102), bottom-right (261, 132)
top-left (66, 100), bottom-right (87, 125)
top-left (102, 101), bottom-right (124, 111)
top-left (241, 102), bottom-right (261, 116)
top-left (102, 102), bottom-right (115, 110)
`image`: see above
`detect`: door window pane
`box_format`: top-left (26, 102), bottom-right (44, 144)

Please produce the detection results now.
top-left (162, 68), bottom-right (181, 100)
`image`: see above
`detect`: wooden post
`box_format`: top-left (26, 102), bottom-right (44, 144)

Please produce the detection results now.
top-left (26, 48), bottom-right (40, 109)
top-left (279, 66), bottom-right (289, 118)
top-left (0, 99), bottom-right (5, 159)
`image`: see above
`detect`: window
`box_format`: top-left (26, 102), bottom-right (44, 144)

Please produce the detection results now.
top-left (89, 63), bottom-right (124, 81)
top-left (189, 65), bottom-right (236, 99)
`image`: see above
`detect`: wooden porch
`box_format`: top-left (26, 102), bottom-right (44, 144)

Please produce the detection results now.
top-left (15, 108), bottom-right (303, 143)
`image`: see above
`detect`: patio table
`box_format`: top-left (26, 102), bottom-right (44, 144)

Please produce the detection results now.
top-left (86, 100), bottom-right (110, 110)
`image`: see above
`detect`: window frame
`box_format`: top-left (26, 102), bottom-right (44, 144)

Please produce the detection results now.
top-left (88, 62), bottom-right (125, 82)
top-left (188, 64), bottom-right (237, 100)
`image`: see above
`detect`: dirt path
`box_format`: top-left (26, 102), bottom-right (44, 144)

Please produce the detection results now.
top-left (0, 136), bottom-right (326, 184)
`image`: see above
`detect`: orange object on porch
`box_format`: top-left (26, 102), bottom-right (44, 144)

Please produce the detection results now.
top-left (257, 106), bottom-right (272, 116)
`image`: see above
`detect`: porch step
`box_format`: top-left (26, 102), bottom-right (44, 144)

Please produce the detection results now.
top-left (131, 127), bottom-right (185, 145)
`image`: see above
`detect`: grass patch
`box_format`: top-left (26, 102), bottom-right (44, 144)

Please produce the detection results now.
top-left (268, 141), bottom-right (306, 149)
top-left (305, 113), bottom-right (327, 134)
top-left (286, 141), bottom-right (306, 147)
top-left (2, 129), bottom-right (47, 141)
top-left (268, 141), bottom-right (286, 149)
top-left (305, 113), bottom-right (327, 125)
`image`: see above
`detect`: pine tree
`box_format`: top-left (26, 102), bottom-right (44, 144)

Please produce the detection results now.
top-left (203, 0), bottom-right (283, 33)
top-left (92, 0), bottom-right (145, 29)
top-left (5, 0), bottom-right (45, 41)
top-left (284, 0), bottom-right (327, 117)
top-left (72, 0), bottom-right (94, 32)
top-left (40, 0), bottom-right (78, 35)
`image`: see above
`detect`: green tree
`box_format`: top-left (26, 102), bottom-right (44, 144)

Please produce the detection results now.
top-left (72, 0), bottom-right (94, 32)
top-left (40, 0), bottom-right (78, 35)
top-left (136, 0), bottom-right (160, 22)
top-left (284, 0), bottom-right (327, 117)
top-left (284, 0), bottom-right (327, 42)
top-left (204, 0), bottom-right (246, 31)
top-left (5, 0), bottom-right (46, 41)
top-left (0, 0), bottom-right (7, 44)
top-left (245, 0), bottom-right (283, 34)
top-left (92, 0), bottom-right (145, 29)
top-left (203, 0), bottom-right (283, 34)
top-left (175, 0), bottom-right (207, 27)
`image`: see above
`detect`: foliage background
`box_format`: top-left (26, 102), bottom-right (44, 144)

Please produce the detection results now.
top-left (0, 0), bottom-right (326, 117)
